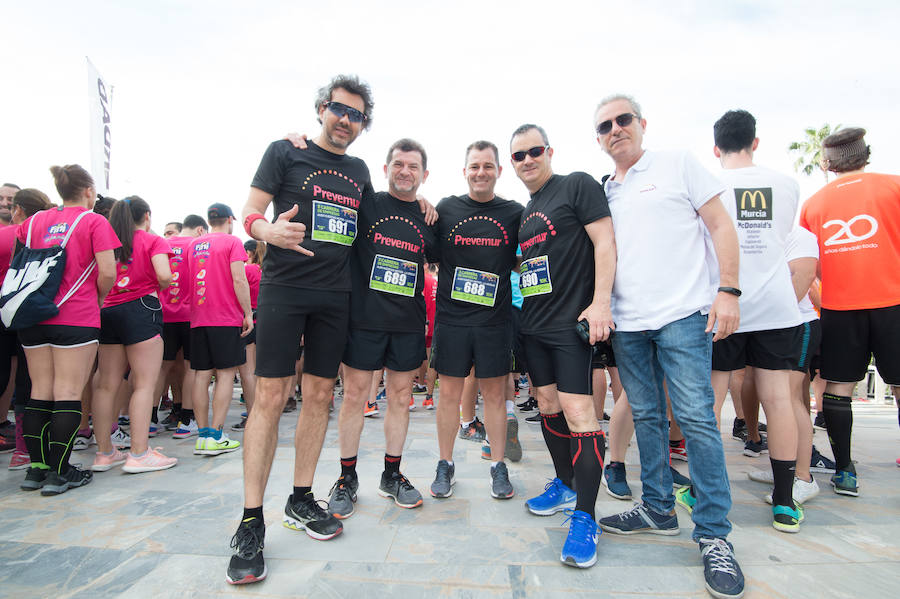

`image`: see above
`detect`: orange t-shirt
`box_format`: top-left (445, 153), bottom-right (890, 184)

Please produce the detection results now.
top-left (799, 172), bottom-right (900, 310)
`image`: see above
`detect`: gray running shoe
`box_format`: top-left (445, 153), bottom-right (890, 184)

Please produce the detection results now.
top-left (505, 414), bottom-right (522, 462)
top-left (490, 461), bottom-right (514, 499)
top-left (430, 460), bottom-right (456, 498)
top-left (378, 471), bottom-right (423, 508)
top-left (283, 492), bottom-right (343, 540)
top-left (20, 466), bottom-right (49, 491)
top-left (458, 417), bottom-right (486, 442)
top-left (40, 466), bottom-right (93, 496)
top-left (327, 475), bottom-right (359, 519)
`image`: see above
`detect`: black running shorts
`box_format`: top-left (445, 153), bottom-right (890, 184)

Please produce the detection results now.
top-left (19, 324), bottom-right (100, 349)
top-left (162, 321), bottom-right (191, 361)
top-left (520, 328), bottom-right (592, 395)
top-left (343, 328), bottom-right (425, 372)
top-left (793, 319), bottom-right (821, 374)
top-left (711, 325), bottom-right (803, 372)
top-left (190, 326), bottom-right (246, 371)
top-left (820, 304), bottom-right (900, 385)
top-left (100, 295), bottom-right (163, 346)
top-left (432, 321), bottom-right (510, 379)
top-left (255, 285), bottom-right (349, 379)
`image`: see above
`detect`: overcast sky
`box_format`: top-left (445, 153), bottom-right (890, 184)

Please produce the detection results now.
top-left (3, 0), bottom-right (898, 236)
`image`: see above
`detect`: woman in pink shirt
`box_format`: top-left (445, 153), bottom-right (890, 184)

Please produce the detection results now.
top-left (17, 165), bottom-right (119, 495)
top-left (91, 196), bottom-right (176, 474)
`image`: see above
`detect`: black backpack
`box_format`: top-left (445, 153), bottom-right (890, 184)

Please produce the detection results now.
top-left (0, 210), bottom-right (96, 330)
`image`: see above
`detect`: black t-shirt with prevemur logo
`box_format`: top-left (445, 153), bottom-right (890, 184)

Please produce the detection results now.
top-left (350, 192), bottom-right (439, 332)
top-left (433, 194), bottom-right (522, 326)
top-left (251, 139), bottom-right (375, 291)
top-left (518, 173), bottom-right (610, 334)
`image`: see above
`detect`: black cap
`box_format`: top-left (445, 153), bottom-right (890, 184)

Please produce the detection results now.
top-left (207, 202), bottom-right (235, 219)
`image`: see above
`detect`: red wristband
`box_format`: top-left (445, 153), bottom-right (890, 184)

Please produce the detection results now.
top-left (244, 213), bottom-right (266, 238)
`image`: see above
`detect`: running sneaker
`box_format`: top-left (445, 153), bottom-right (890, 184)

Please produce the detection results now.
top-left (765, 476), bottom-right (819, 505)
top-left (598, 502), bottom-right (679, 535)
top-left (0, 436), bottom-right (16, 453)
top-left (747, 469), bottom-right (773, 484)
top-left (772, 501), bottom-right (804, 533)
top-left (430, 459), bottom-right (456, 498)
top-left (758, 422), bottom-right (768, 433)
top-left (517, 396), bottom-right (538, 412)
top-left (375, 389), bottom-right (386, 402)
top-left (422, 396), bottom-right (434, 410)
top-left (327, 475), bottom-right (359, 519)
top-left (283, 398), bottom-right (297, 413)
top-left (412, 383), bottom-right (427, 394)
top-left (831, 468), bottom-right (859, 497)
top-left (195, 432), bottom-right (241, 456)
top-left (379, 471), bottom-right (424, 508)
top-left (526, 478), bottom-right (576, 516)
top-left (227, 516), bottom-right (267, 585)
top-left (231, 417), bottom-right (248, 431)
top-left (560, 509), bottom-right (600, 568)
top-left (813, 412), bottom-right (826, 430)
top-left (742, 435), bottom-right (768, 457)
top-left (162, 412), bottom-right (180, 431)
top-left (364, 401), bottom-right (379, 417)
top-left (458, 418), bottom-right (486, 442)
top-left (0, 420), bottom-right (14, 438)
top-left (172, 419), bottom-right (199, 439)
top-left (148, 424), bottom-right (160, 438)
top-left (505, 413), bottom-right (522, 462)
top-left (698, 537), bottom-right (745, 599)
top-left (8, 450), bottom-right (30, 470)
top-left (731, 418), bottom-right (748, 442)
top-left (20, 466), bottom-right (49, 491)
top-left (490, 461), bottom-right (514, 499)
top-left (41, 465), bottom-right (93, 495)
top-left (111, 427), bottom-right (131, 449)
top-left (408, 397), bottom-right (416, 411)
top-left (73, 431), bottom-right (96, 451)
top-left (91, 448), bottom-right (128, 472)
top-left (810, 446), bottom-right (836, 473)
top-left (481, 441), bottom-right (491, 460)
top-left (524, 412), bottom-right (542, 425)
top-left (670, 466), bottom-right (692, 488)
top-left (118, 415), bottom-right (130, 427)
top-left (675, 486), bottom-right (696, 514)
top-left (669, 438), bottom-right (688, 461)
top-left (122, 447), bottom-right (178, 473)
top-left (283, 492), bottom-right (343, 540)
top-left (602, 462), bottom-right (632, 500)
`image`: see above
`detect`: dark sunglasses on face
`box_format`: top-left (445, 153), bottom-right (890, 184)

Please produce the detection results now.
top-left (511, 145), bottom-right (549, 162)
top-left (325, 101), bottom-right (367, 123)
top-left (596, 113), bottom-right (639, 135)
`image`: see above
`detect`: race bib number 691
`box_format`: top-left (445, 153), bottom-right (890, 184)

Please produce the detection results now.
top-left (311, 201), bottom-right (357, 246)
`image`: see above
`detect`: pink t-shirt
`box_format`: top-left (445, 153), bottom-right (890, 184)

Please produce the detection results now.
top-left (16, 206), bottom-right (121, 328)
top-left (0, 225), bottom-right (16, 280)
top-left (103, 230), bottom-right (172, 308)
top-left (161, 235), bottom-right (193, 323)
top-left (245, 263), bottom-right (261, 311)
top-left (188, 232), bottom-right (247, 328)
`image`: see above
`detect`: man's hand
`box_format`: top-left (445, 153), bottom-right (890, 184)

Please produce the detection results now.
top-left (240, 313), bottom-right (254, 338)
top-left (577, 301), bottom-right (615, 343)
top-left (706, 292), bottom-right (740, 341)
top-left (267, 204), bottom-right (314, 256)
top-left (284, 132), bottom-right (309, 149)
top-left (416, 194), bottom-right (438, 226)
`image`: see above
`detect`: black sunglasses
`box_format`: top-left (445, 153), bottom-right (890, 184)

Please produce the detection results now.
top-left (324, 101), bottom-right (367, 123)
top-left (596, 113), bottom-right (639, 135)
top-left (511, 145), bottom-right (549, 162)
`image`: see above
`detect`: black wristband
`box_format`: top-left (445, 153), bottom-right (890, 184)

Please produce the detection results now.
top-left (717, 286), bottom-right (742, 297)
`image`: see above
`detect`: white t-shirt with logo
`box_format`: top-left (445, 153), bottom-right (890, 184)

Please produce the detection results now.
top-left (718, 165), bottom-right (802, 332)
top-left (605, 150), bottom-right (725, 331)
top-left (785, 225), bottom-right (819, 323)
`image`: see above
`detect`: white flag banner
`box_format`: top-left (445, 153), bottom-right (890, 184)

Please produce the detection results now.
top-left (86, 57), bottom-right (112, 195)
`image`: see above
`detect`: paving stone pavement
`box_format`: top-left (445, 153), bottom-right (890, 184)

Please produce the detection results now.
top-left (1, 386), bottom-right (898, 598)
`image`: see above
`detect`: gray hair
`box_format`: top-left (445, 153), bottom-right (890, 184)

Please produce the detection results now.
top-left (595, 94), bottom-right (643, 122)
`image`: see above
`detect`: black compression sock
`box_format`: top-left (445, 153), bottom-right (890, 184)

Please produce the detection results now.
top-left (242, 505), bottom-right (264, 523)
top-left (340, 455), bottom-right (358, 478)
top-left (823, 392), bottom-right (853, 470)
top-left (384, 454), bottom-right (401, 475)
top-left (23, 399), bottom-right (53, 468)
top-left (541, 412), bottom-right (574, 489)
top-left (570, 430), bottom-right (605, 520)
top-left (181, 408), bottom-right (195, 422)
top-left (48, 401), bottom-right (82, 474)
top-left (770, 458), bottom-right (796, 507)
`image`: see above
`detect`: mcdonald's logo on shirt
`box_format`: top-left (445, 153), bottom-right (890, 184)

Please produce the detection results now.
top-left (735, 187), bottom-right (773, 220)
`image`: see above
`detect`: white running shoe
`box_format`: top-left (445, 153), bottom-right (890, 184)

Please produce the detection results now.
top-left (111, 428), bottom-right (131, 449)
top-left (172, 419), bottom-right (199, 439)
top-left (747, 469), bottom-right (774, 484)
top-left (765, 476), bottom-right (820, 505)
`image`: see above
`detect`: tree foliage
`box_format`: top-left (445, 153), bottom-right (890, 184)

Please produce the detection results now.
top-left (788, 123), bottom-right (841, 182)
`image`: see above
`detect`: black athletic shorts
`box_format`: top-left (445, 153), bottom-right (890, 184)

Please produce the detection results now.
top-left (162, 321), bottom-right (191, 361)
top-left (793, 319), bottom-right (821, 373)
top-left (711, 325), bottom-right (803, 372)
top-left (591, 340), bottom-right (617, 369)
top-left (343, 328), bottom-right (425, 372)
top-left (0, 325), bottom-right (17, 361)
top-left (432, 321), bottom-right (510, 379)
top-left (190, 326), bottom-right (245, 371)
top-left (19, 324), bottom-right (100, 348)
top-left (99, 295), bottom-right (163, 346)
top-left (820, 304), bottom-right (900, 385)
top-left (520, 328), bottom-right (593, 395)
top-left (255, 285), bottom-right (349, 379)
top-left (510, 307), bottom-right (527, 374)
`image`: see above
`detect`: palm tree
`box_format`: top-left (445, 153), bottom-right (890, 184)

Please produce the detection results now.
top-left (788, 124), bottom-right (841, 183)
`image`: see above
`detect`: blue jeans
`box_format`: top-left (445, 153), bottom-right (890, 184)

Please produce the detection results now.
top-left (611, 311), bottom-right (732, 540)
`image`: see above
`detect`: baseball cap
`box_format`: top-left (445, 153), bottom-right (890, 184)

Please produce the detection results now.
top-left (208, 202), bottom-right (235, 219)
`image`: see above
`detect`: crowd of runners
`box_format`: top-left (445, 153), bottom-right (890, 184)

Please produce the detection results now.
top-left (1, 74), bottom-right (897, 599)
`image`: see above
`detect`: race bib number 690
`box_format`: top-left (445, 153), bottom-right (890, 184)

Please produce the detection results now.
top-left (519, 255), bottom-right (552, 297)
top-left (311, 201), bottom-right (357, 246)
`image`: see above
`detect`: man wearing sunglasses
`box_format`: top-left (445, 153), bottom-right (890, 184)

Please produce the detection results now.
top-left (228, 74), bottom-right (375, 586)
top-left (508, 124), bottom-right (615, 570)
top-left (591, 94), bottom-right (744, 599)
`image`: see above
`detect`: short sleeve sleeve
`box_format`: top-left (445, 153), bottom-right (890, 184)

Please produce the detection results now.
top-left (230, 237), bottom-right (249, 263)
top-left (681, 152), bottom-right (727, 212)
top-left (571, 172), bottom-right (611, 225)
top-left (250, 141), bottom-right (289, 195)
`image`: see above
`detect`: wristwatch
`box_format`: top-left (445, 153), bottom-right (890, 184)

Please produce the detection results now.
top-left (717, 286), bottom-right (742, 297)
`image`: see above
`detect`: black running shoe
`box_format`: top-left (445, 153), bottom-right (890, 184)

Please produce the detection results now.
top-left (430, 459), bottom-right (456, 498)
top-left (327, 475), bottom-right (359, 519)
top-left (731, 418), bottom-right (747, 442)
top-left (283, 492), bottom-right (343, 540)
top-left (813, 412), bottom-right (826, 430)
top-left (525, 412), bottom-right (542, 425)
top-left (41, 466), bottom-right (93, 495)
top-left (226, 517), bottom-right (267, 585)
top-left (378, 471), bottom-right (423, 508)
top-left (743, 435), bottom-right (768, 458)
top-left (231, 417), bottom-right (248, 431)
top-left (516, 396), bottom-right (537, 412)
top-left (490, 462), bottom-right (514, 499)
top-left (20, 466), bottom-right (49, 491)
top-left (161, 412), bottom-right (179, 431)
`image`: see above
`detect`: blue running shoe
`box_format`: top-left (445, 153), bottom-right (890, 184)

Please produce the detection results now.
top-left (602, 462), bottom-right (632, 500)
top-left (376, 389), bottom-right (386, 401)
top-left (831, 468), bottom-right (859, 497)
top-left (526, 478), bottom-right (576, 516)
top-left (560, 509), bottom-right (600, 568)
top-left (670, 466), bottom-right (691, 488)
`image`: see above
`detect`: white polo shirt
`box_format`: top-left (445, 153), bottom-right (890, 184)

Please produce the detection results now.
top-left (785, 225), bottom-right (820, 323)
top-left (605, 150), bottom-right (725, 331)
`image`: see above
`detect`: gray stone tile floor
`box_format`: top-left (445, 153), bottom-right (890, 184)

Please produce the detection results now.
top-left (1, 385), bottom-right (898, 598)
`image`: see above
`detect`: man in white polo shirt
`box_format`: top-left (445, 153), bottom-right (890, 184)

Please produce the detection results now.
top-left (592, 95), bottom-right (744, 599)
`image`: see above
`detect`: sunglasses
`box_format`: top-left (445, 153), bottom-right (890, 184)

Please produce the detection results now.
top-left (324, 101), bottom-right (367, 123)
top-left (511, 145), bottom-right (549, 162)
top-left (596, 113), bottom-right (639, 135)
